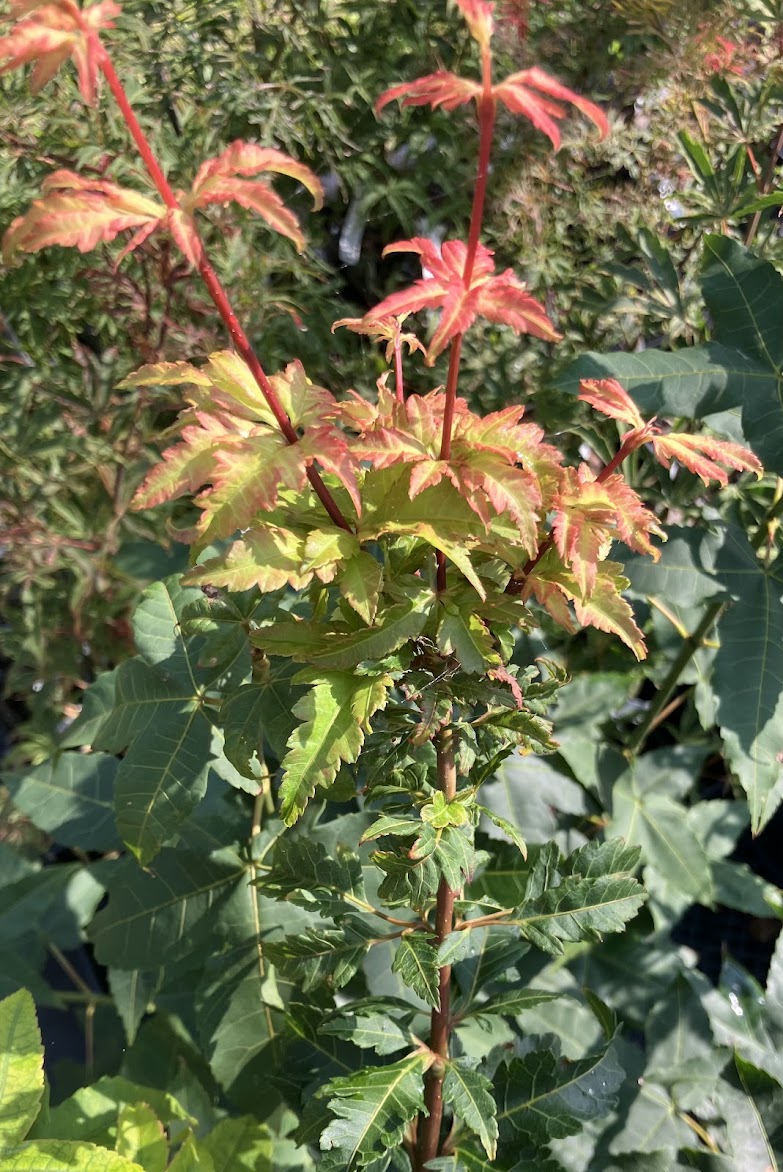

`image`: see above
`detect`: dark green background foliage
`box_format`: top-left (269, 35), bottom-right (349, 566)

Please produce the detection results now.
top-left (1, 0), bottom-right (783, 1169)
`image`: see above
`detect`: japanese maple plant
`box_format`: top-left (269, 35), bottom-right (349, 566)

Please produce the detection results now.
top-left (1, 1), bottom-right (763, 1169)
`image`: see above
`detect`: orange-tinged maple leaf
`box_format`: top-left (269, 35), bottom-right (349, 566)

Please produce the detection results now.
top-left (651, 431), bottom-right (762, 487)
top-left (553, 465), bottom-right (664, 596)
top-left (579, 376), bottom-right (762, 486)
top-left (2, 169), bottom-right (165, 263)
top-left (332, 314), bottom-right (426, 364)
top-left (367, 237), bottom-right (559, 363)
top-left (132, 413), bottom-right (239, 511)
top-left (577, 377), bottom-right (644, 428)
top-left (183, 140), bottom-right (323, 253)
top-left (524, 550), bottom-right (646, 660)
top-left (185, 526), bottom-right (314, 594)
top-left (0, 0), bottom-right (119, 105)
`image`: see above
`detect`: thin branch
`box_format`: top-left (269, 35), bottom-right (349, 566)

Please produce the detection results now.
top-left (94, 39), bottom-right (351, 532)
top-left (626, 600), bottom-right (726, 757)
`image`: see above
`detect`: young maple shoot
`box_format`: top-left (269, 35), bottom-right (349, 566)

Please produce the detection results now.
top-left (0, 0), bottom-right (764, 1170)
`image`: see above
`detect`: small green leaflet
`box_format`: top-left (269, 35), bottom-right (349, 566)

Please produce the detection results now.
top-left (259, 837), bottom-right (367, 919)
top-left (437, 603), bottom-right (499, 674)
top-left (458, 988), bottom-right (562, 1021)
top-left (279, 672), bottom-right (390, 824)
top-left (320, 1054), bottom-right (429, 1170)
top-left (443, 1059), bottom-right (498, 1159)
top-left (391, 934), bottom-right (441, 1007)
top-left (265, 920), bottom-right (377, 991)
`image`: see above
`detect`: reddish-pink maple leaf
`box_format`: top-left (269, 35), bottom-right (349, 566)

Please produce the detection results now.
top-left (365, 237), bottom-right (559, 363)
top-left (2, 169), bottom-right (166, 263)
top-left (377, 64), bottom-right (608, 152)
top-left (0, 0), bottom-right (119, 105)
top-left (578, 376), bottom-right (763, 487)
top-left (455, 0), bottom-right (495, 46)
top-left (183, 141), bottom-right (323, 253)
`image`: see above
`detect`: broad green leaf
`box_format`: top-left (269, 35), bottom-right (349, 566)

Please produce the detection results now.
top-left (5, 754), bottom-right (120, 851)
top-left (59, 670), bottom-right (118, 749)
top-left (92, 657), bottom-right (214, 865)
top-left (610, 761), bottom-right (713, 902)
top-left (165, 1133), bottom-right (211, 1172)
top-left (0, 990), bottom-right (44, 1148)
top-left (701, 235), bottom-right (783, 473)
top-left (279, 673), bottom-right (390, 825)
top-left (198, 1116), bottom-right (273, 1172)
top-left (115, 1103), bottom-right (168, 1172)
top-left (494, 1040), bottom-right (624, 1148)
top-left (107, 969), bottom-right (161, 1046)
top-left (710, 525), bottom-right (783, 832)
top-left (766, 930), bottom-right (783, 1033)
top-left (320, 1053), bottom-right (429, 1170)
top-left (621, 526), bottom-right (726, 609)
top-left (719, 1054), bottom-right (783, 1171)
top-left (0, 1141), bottom-right (146, 1171)
top-left (608, 1080), bottom-right (694, 1156)
top-left (88, 850), bottom-right (247, 968)
top-left (338, 552), bottom-right (384, 625)
top-left (35, 1077), bottom-right (193, 1146)
top-left (195, 939), bottom-right (286, 1096)
top-left (391, 934), bottom-right (440, 1007)
top-left (266, 920), bottom-right (377, 991)
top-left (442, 1059), bottom-right (498, 1159)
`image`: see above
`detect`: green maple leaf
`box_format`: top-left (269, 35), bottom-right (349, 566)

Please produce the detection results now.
top-left (279, 672), bottom-right (391, 824)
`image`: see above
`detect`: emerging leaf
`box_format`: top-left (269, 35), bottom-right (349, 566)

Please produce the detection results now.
top-left (367, 237), bottom-right (559, 364)
top-left (552, 464), bottom-right (665, 596)
top-left (578, 377), bottom-right (645, 428)
top-left (0, 0), bottom-right (120, 105)
top-left (376, 71), bottom-right (481, 116)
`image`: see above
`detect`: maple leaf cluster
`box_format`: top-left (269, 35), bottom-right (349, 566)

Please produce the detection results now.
top-left (125, 346), bottom-right (761, 662)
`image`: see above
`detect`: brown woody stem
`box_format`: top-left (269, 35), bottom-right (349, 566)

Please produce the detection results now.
top-left (95, 41), bottom-right (351, 532)
top-left (416, 727), bottom-right (458, 1168)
